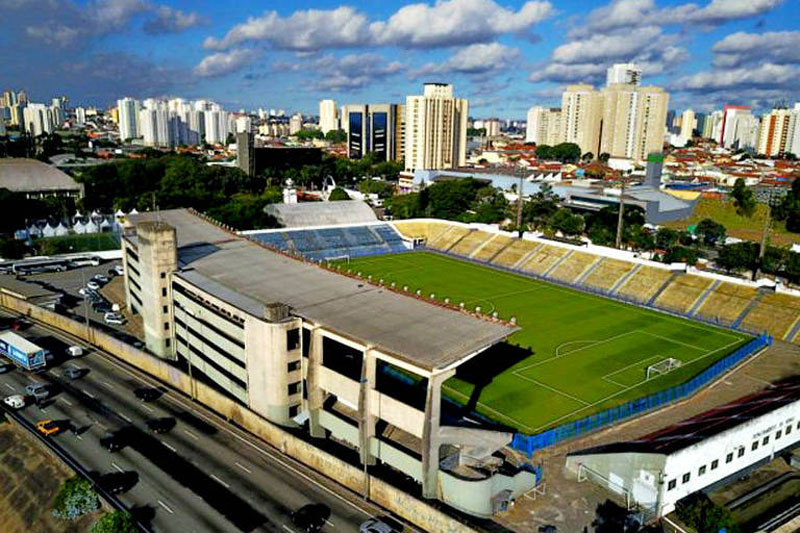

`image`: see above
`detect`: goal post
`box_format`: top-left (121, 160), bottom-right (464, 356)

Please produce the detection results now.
top-left (646, 357), bottom-right (682, 380)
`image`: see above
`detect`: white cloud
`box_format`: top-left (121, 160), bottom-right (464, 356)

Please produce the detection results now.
top-left (413, 42), bottom-right (520, 77)
top-left (270, 53), bottom-right (406, 91)
top-left (89, 0), bottom-right (149, 29)
top-left (194, 49), bottom-right (260, 78)
top-left (712, 31), bottom-right (800, 67)
top-left (205, 0), bottom-right (554, 51)
top-left (143, 5), bottom-right (207, 34)
top-left (673, 63), bottom-right (797, 91)
top-left (553, 26), bottom-right (663, 64)
top-left (25, 24), bottom-right (80, 46)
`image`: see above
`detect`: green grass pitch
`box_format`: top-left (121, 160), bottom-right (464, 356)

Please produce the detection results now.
top-left (335, 252), bottom-right (751, 434)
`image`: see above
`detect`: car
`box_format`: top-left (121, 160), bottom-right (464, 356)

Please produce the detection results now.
top-left (145, 417), bottom-right (175, 434)
top-left (133, 387), bottom-right (160, 402)
top-left (78, 287), bottom-right (87, 296)
top-left (113, 265), bottom-right (125, 276)
top-left (99, 433), bottom-right (124, 452)
top-left (62, 366), bottom-right (82, 380)
top-left (97, 471), bottom-right (137, 494)
top-left (92, 274), bottom-right (109, 284)
top-left (11, 319), bottom-right (27, 331)
top-left (93, 301), bottom-right (112, 313)
top-left (66, 345), bottom-right (84, 357)
top-left (104, 312), bottom-right (125, 325)
top-left (538, 526), bottom-right (557, 533)
top-left (35, 419), bottom-right (62, 436)
top-left (3, 394), bottom-right (25, 408)
top-left (25, 382), bottom-right (48, 397)
top-left (290, 504), bottom-right (331, 533)
top-left (359, 517), bottom-right (404, 533)
top-left (0, 363), bottom-right (14, 374)
top-left (86, 281), bottom-right (101, 291)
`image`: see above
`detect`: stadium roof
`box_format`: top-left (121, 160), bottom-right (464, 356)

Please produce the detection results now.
top-left (131, 209), bottom-right (517, 372)
top-left (569, 376), bottom-right (800, 457)
top-left (0, 158), bottom-right (82, 194)
top-left (265, 200), bottom-right (378, 228)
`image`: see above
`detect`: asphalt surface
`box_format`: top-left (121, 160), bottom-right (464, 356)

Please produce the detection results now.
top-left (0, 310), bottom-right (386, 533)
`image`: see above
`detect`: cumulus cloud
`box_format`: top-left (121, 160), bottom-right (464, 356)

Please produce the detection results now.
top-left (674, 63), bottom-right (797, 91)
top-left (711, 31), bottom-right (800, 67)
top-left (205, 0), bottom-right (553, 51)
top-left (413, 43), bottom-right (520, 78)
top-left (143, 5), bottom-right (208, 34)
top-left (194, 49), bottom-right (260, 78)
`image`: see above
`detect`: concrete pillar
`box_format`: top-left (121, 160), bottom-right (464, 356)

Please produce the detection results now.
top-left (136, 221), bottom-right (177, 359)
top-left (358, 348), bottom-right (377, 466)
top-left (421, 369), bottom-right (453, 499)
top-left (306, 328), bottom-right (325, 438)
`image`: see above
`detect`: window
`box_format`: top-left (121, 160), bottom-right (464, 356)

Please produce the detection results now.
top-left (163, 305), bottom-right (168, 314)
top-left (726, 453), bottom-right (733, 463)
top-left (787, 425), bottom-right (792, 435)
top-left (287, 328), bottom-right (300, 351)
top-left (162, 287), bottom-right (167, 297)
top-left (763, 436), bottom-right (769, 445)
top-left (738, 447), bottom-right (745, 458)
top-left (711, 460), bottom-right (718, 470)
top-left (165, 339), bottom-right (171, 348)
top-left (288, 381), bottom-right (300, 395)
top-left (752, 441), bottom-right (759, 451)
top-left (698, 465), bottom-right (706, 476)
top-left (667, 479), bottom-right (676, 491)
top-left (287, 360), bottom-right (301, 372)
top-left (776, 430), bottom-right (782, 440)
top-left (160, 272), bottom-right (166, 279)
top-left (682, 473), bottom-right (690, 484)
top-left (164, 322), bottom-right (169, 331)
top-left (288, 404), bottom-right (299, 418)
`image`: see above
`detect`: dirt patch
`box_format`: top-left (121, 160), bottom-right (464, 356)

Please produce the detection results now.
top-left (0, 418), bottom-right (100, 533)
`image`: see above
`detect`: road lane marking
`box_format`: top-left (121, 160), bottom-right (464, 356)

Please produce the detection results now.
top-left (83, 390), bottom-right (96, 399)
top-left (161, 440), bottom-right (176, 452)
top-left (157, 500), bottom-right (174, 514)
top-left (282, 526), bottom-right (298, 533)
top-left (210, 473), bottom-right (230, 488)
top-left (183, 429), bottom-right (198, 440)
top-left (234, 462), bottom-right (252, 474)
top-left (142, 405), bottom-right (154, 413)
top-left (61, 398), bottom-right (73, 407)
top-left (119, 413), bottom-right (133, 423)
top-left (3, 383), bottom-right (14, 391)
top-left (111, 462), bottom-right (124, 473)
top-left (101, 380), bottom-right (114, 389)
top-left (325, 519), bottom-right (335, 527)
top-left (76, 434), bottom-right (82, 440)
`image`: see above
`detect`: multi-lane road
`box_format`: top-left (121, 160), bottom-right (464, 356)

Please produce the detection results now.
top-left (0, 310), bottom-right (396, 532)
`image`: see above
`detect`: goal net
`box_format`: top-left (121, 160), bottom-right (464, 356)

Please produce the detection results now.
top-left (646, 358), bottom-right (682, 380)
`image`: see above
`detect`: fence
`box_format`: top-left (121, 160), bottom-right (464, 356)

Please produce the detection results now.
top-left (511, 333), bottom-right (772, 457)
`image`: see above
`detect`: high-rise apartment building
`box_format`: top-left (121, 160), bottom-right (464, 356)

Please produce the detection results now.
top-left (74, 106), bottom-right (86, 126)
top-left (757, 108), bottom-right (794, 157)
top-left (203, 107), bottom-right (229, 145)
top-left (2, 90), bottom-right (17, 108)
top-left (787, 104), bottom-right (800, 157)
top-left (22, 103), bottom-right (54, 136)
top-left (606, 63), bottom-right (642, 86)
top-left (719, 105), bottom-right (750, 147)
top-left (289, 113), bottom-right (303, 135)
top-left (561, 84), bottom-right (604, 157)
top-left (484, 118), bottom-right (501, 137)
top-left (525, 106), bottom-right (562, 145)
top-left (345, 104), bottom-right (402, 162)
top-left (599, 84), bottom-right (668, 161)
top-left (319, 99), bottom-right (338, 135)
top-left (404, 83), bottom-right (468, 171)
top-left (680, 109), bottom-right (695, 139)
top-left (117, 97), bottom-right (141, 142)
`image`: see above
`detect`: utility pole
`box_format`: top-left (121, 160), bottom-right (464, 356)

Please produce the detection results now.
top-left (754, 203), bottom-right (772, 280)
top-left (516, 165), bottom-right (525, 238)
top-left (615, 175), bottom-right (628, 249)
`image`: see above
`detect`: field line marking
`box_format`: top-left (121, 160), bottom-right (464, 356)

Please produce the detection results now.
top-left (602, 354), bottom-right (663, 381)
top-left (555, 339), bottom-right (598, 357)
top-left (601, 375), bottom-right (628, 388)
top-left (639, 331), bottom-right (707, 352)
top-left (513, 375), bottom-right (590, 406)
top-left (514, 330), bottom-right (640, 373)
top-left (441, 384), bottom-right (536, 433)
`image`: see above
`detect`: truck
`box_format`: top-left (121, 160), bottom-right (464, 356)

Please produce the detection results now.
top-left (0, 331), bottom-right (48, 371)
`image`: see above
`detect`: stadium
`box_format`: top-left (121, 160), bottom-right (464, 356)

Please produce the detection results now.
top-left (122, 201), bottom-right (792, 518)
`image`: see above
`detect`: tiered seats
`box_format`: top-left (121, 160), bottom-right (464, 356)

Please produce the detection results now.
top-left (491, 240), bottom-right (538, 268)
top-left (583, 258), bottom-right (634, 291)
top-left (449, 230), bottom-right (491, 256)
top-left (519, 244), bottom-right (569, 276)
top-left (741, 293), bottom-right (800, 339)
top-left (471, 234), bottom-right (513, 262)
top-left (393, 220), bottom-right (452, 243)
top-left (426, 225), bottom-right (471, 251)
top-left (548, 251), bottom-right (598, 284)
top-left (249, 224), bottom-right (406, 261)
top-left (616, 266), bottom-right (673, 303)
top-left (694, 282), bottom-right (757, 325)
top-left (654, 275), bottom-right (714, 313)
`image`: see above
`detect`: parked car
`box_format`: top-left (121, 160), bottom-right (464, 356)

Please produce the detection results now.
top-left (145, 417), bottom-right (175, 434)
top-left (359, 517), bottom-right (404, 533)
top-left (66, 345), bottom-right (84, 357)
top-left (3, 394), bottom-right (25, 408)
top-left (92, 274), bottom-right (109, 284)
top-left (133, 387), bottom-right (160, 402)
top-left (35, 419), bottom-right (62, 436)
top-left (86, 281), bottom-right (101, 291)
top-left (63, 366), bottom-right (83, 380)
top-left (0, 363), bottom-right (14, 374)
top-left (290, 504), bottom-right (330, 533)
top-left (93, 301), bottom-right (112, 313)
top-left (104, 312), bottom-right (125, 325)
top-left (99, 433), bottom-right (124, 452)
top-left (113, 265), bottom-right (125, 276)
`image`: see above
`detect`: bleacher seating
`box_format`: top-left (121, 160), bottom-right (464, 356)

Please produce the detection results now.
top-left (472, 234), bottom-right (513, 262)
top-left (583, 258), bottom-right (634, 291)
top-left (548, 251), bottom-right (599, 284)
top-left (427, 225), bottom-right (472, 251)
top-left (448, 230), bottom-right (492, 256)
top-left (491, 240), bottom-right (538, 268)
top-left (694, 282), bottom-right (757, 326)
top-left (741, 293), bottom-right (800, 340)
top-left (248, 224), bottom-right (407, 261)
top-left (654, 275), bottom-right (714, 314)
top-left (616, 266), bottom-right (673, 303)
top-left (519, 244), bottom-right (569, 275)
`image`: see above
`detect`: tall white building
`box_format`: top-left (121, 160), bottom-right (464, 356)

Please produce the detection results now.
top-left (404, 83), bottom-right (468, 171)
top-left (606, 62), bottom-right (642, 86)
top-left (526, 107), bottom-right (562, 145)
top-left (561, 84), bottom-right (604, 157)
top-left (680, 109), bottom-right (695, 139)
top-left (203, 108), bottom-right (229, 145)
top-left (22, 103), bottom-right (54, 136)
top-left (117, 97), bottom-right (141, 142)
top-left (757, 107), bottom-right (797, 157)
top-left (319, 99), bottom-right (338, 135)
top-left (787, 103), bottom-right (800, 157)
top-left (289, 113), bottom-right (303, 135)
top-left (484, 118), bottom-right (501, 137)
top-left (74, 106), bottom-right (86, 126)
top-left (235, 116), bottom-right (252, 134)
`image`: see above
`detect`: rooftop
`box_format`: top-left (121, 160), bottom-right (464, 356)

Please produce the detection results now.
top-left (129, 209), bottom-right (517, 372)
top-left (265, 200), bottom-right (378, 229)
top-left (0, 158), bottom-right (82, 193)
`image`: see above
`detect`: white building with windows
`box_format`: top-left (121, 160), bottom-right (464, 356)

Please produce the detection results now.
top-left (566, 377), bottom-right (800, 517)
top-left (117, 97), bottom-right (141, 142)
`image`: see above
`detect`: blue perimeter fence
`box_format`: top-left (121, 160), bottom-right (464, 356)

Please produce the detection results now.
top-left (511, 333), bottom-right (772, 457)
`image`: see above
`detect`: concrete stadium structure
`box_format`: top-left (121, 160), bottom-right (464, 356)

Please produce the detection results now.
top-left (121, 208), bottom-right (537, 517)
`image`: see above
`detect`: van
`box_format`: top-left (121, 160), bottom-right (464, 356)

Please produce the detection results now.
top-left (66, 346), bottom-right (84, 357)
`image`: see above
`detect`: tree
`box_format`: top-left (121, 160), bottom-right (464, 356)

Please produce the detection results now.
top-left (91, 511), bottom-right (138, 533)
top-left (731, 177), bottom-right (756, 217)
top-left (535, 144), bottom-right (553, 160)
top-left (295, 129), bottom-right (324, 140)
top-left (52, 476), bottom-right (100, 520)
top-left (663, 245), bottom-right (699, 265)
top-left (549, 209), bottom-right (584, 236)
top-left (328, 187), bottom-right (350, 201)
top-left (358, 179), bottom-right (394, 199)
top-left (551, 142), bottom-right (582, 163)
top-left (324, 129), bottom-right (347, 143)
top-left (582, 152), bottom-right (594, 162)
top-left (598, 152), bottom-right (611, 163)
top-left (716, 242), bottom-right (759, 273)
top-left (655, 227), bottom-right (680, 250)
top-left (676, 493), bottom-right (739, 533)
top-left (695, 218), bottom-right (727, 246)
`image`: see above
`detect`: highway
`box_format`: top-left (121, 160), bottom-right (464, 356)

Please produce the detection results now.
top-left (0, 310), bottom-right (393, 533)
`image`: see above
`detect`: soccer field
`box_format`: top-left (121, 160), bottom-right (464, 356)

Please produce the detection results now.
top-left (336, 252), bottom-right (751, 433)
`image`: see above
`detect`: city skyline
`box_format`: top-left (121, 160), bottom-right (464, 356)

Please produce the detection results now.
top-left (2, 0), bottom-right (798, 116)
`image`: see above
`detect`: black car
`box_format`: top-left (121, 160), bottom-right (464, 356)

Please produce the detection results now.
top-left (97, 471), bottom-right (138, 494)
top-left (146, 417), bottom-right (175, 434)
top-left (99, 434), bottom-right (124, 452)
top-left (92, 301), bottom-right (112, 313)
top-left (133, 387), bottom-right (161, 402)
top-left (291, 504), bottom-right (330, 533)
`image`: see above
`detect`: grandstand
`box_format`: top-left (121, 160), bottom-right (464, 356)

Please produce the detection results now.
top-left (583, 258), bottom-right (635, 291)
top-left (615, 265), bottom-right (673, 302)
top-left (491, 239), bottom-right (539, 268)
top-left (448, 230), bottom-right (492, 256)
top-left (742, 293), bottom-right (800, 340)
top-left (427, 225), bottom-right (471, 251)
top-left (653, 274), bottom-right (715, 314)
top-left (471, 234), bottom-right (513, 262)
top-left (694, 282), bottom-right (758, 325)
top-left (548, 250), bottom-right (600, 284)
top-left (519, 244), bottom-right (570, 276)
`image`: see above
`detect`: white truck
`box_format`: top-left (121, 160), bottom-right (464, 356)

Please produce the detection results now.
top-left (0, 331), bottom-right (48, 371)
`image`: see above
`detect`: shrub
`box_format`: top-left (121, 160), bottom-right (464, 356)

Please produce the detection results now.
top-left (52, 476), bottom-right (100, 520)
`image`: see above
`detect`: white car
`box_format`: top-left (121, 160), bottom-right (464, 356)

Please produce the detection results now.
top-left (66, 345), bottom-right (84, 357)
top-left (86, 281), bottom-right (101, 291)
top-left (113, 265), bottom-right (124, 276)
top-left (92, 274), bottom-right (109, 284)
top-left (3, 394), bottom-right (25, 409)
top-left (104, 312), bottom-right (126, 325)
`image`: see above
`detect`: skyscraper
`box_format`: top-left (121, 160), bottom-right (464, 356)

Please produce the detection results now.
top-left (22, 103), bottom-right (54, 136)
top-left (525, 106), bottom-right (562, 145)
top-left (719, 105), bottom-right (750, 147)
top-left (404, 83), bottom-right (468, 171)
top-left (117, 97), bottom-right (141, 142)
top-left (345, 104), bottom-right (402, 162)
top-left (561, 84), bottom-right (603, 157)
top-left (606, 63), bottom-right (642, 86)
top-left (289, 113), bottom-right (303, 135)
top-left (319, 99), bottom-right (338, 135)
top-left (757, 108), bottom-right (795, 157)
top-left (680, 109), bottom-right (696, 139)
top-left (600, 83), bottom-right (668, 162)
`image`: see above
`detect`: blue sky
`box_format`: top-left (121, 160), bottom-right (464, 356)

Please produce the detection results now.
top-left (2, 0), bottom-right (798, 117)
